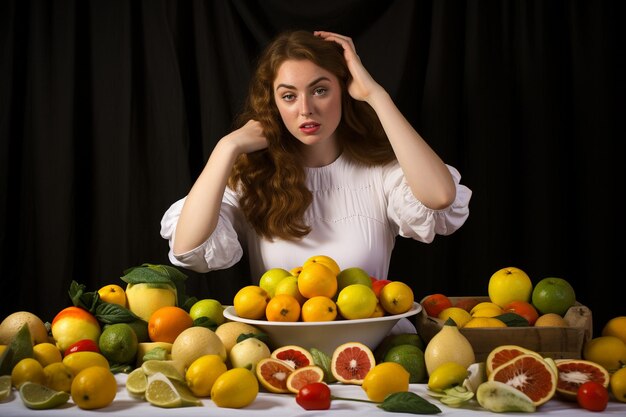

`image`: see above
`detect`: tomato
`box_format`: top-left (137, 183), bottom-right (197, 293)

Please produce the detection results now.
top-left (295, 382), bottom-right (331, 410)
top-left (577, 381), bottom-right (609, 411)
top-left (421, 294), bottom-right (453, 317)
top-left (64, 338), bottom-right (100, 357)
top-left (502, 300), bottom-right (539, 326)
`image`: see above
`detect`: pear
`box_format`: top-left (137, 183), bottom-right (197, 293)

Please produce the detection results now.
top-left (424, 318), bottom-right (475, 376)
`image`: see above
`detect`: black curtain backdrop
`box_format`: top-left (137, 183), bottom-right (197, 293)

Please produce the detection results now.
top-left (1, 1), bottom-right (623, 335)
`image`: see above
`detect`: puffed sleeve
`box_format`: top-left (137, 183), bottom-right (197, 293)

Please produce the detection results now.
top-left (159, 189), bottom-right (244, 273)
top-left (384, 163), bottom-right (471, 243)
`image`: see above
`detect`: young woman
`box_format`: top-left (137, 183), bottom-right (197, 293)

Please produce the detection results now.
top-left (161, 30), bottom-right (471, 282)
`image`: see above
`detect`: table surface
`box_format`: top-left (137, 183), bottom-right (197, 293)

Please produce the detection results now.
top-left (2, 373), bottom-right (626, 416)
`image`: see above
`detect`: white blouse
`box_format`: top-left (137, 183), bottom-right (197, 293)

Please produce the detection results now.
top-left (160, 153), bottom-right (471, 282)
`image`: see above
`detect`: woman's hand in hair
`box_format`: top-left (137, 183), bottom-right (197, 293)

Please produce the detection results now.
top-left (314, 30), bottom-right (385, 104)
top-left (225, 119), bottom-right (268, 154)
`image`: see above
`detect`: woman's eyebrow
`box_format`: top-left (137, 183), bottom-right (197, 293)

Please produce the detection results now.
top-left (275, 76), bottom-right (331, 91)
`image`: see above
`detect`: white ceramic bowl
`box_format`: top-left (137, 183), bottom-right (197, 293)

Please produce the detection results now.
top-left (222, 302), bottom-right (422, 355)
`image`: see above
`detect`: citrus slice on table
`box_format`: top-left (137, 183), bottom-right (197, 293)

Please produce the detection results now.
top-left (330, 342), bottom-right (375, 385)
top-left (0, 375), bottom-right (11, 401)
top-left (286, 365), bottom-right (325, 393)
top-left (255, 357), bottom-right (294, 393)
top-left (271, 345), bottom-right (314, 369)
top-left (142, 359), bottom-right (185, 382)
top-left (485, 345), bottom-right (543, 376)
top-left (145, 372), bottom-right (200, 408)
top-left (19, 382), bottom-right (70, 410)
top-left (126, 367), bottom-right (148, 398)
top-left (554, 359), bottom-right (610, 401)
top-left (488, 354), bottom-right (557, 406)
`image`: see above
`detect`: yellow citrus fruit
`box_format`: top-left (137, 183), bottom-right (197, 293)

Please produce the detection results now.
top-left (379, 281), bottom-right (415, 315)
top-left (11, 358), bottom-right (45, 388)
top-left (336, 284), bottom-right (378, 319)
top-left (185, 354), bottom-right (227, 397)
top-left (487, 266), bottom-right (532, 308)
top-left (265, 294), bottom-right (301, 322)
top-left (214, 322), bottom-right (263, 355)
top-left (303, 255), bottom-right (341, 276)
top-left (463, 317), bottom-right (507, 328)
top-left (534, 313), bottom-right (568, 327)
top-left (62, 351), bottom-right (110, 376)
top-left (71, 366), bottom-right (117, 409)
top-left (602, 316), bottom-right (626, 345)
top-left (290, 266), bottom-right (303, 277)
top-left (148, 306), bottom-right (193, 344)
top-left (274, 275), bottom-right (307, 305)
top-left (361, 362), bottom-right (410, 402)
top-left (438, 307), bottom-right (472, 328)
top-left (301, 296), bottom-right (337, 322)
top-left (470, 302), bottom-right (503, 318)
top-left (43, 362), bottom-right (74, 392)
top-left (229, 338), bottom-right (271, 370)
top-left (211, 368), bottom-right (259, 408)
top-left (33, 343), bottom-right (63, 367)
top-left (298, 262), bottom-right (338, 299)
top-left (171, 326), bottom-right (227, 369)
top-left (370, 302), bottom-right (385, 318)
top-left (97, 284), bottom-right (127, 307)
top-left (583, 336), bottom-right (626, 373)
top-left (610, 366), bottom-right (626, 403)
top-left (427, 362), bottom-right (469, 392)
top-left (233, 285), bottom-right (270, 320)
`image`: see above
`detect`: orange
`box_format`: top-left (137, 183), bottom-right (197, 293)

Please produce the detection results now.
top-left (301, 296), bottom-right (337, 322)
top-left (297, 262), bottom-right (338, 299)
top-left (502, 300), bottom-right (539, 326)
top-left (421, 294), bottom-right (453, 318)
top-left (148, 306), bottom-right (193, 343)
top-left (233, 285), bottom-right (270, 320)
top-left (265, 294), bottom-right (301, 322)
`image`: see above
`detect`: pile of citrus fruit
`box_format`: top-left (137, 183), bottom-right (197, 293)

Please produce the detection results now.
top-left (234, 254), bottom-right (415, 322)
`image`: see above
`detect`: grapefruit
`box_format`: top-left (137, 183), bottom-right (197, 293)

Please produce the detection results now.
top-left (488, 354), bottom-right (557, 406)
top-left (285, 365), bottom-right (325, 394)
top-left (485, 345), bottom-right (543, 376)
top-left (255, 358), bottom-right (294, 393)
top-left (271, 345), bottom-right (313, 369)
top-left (330, 342), bottom-right (375, 385)
top-left (555, 359), bottom-right (610, 401)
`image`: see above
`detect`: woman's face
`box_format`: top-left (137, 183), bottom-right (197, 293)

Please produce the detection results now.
top-left (273, 59), bottom-right (342, 151)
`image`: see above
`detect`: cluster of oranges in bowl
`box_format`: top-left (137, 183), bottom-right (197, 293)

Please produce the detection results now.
top-left (230, 255), bottom-right (415, 323)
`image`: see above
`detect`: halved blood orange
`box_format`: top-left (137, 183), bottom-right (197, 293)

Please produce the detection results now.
top-left (555, 359), bottom-right (610, 401)
top-left (271, 345), bottom-right (314, 369)
top-left (286, 365), bottom-right (325, 394)
top-left (485, 345), bottom-right (543, 376)
top-left (488, 353), bottom-right (557, 406)
top-left (255, 357), bottom-right (295, 393)
top-left (330, 342), bottom-right (375, 385)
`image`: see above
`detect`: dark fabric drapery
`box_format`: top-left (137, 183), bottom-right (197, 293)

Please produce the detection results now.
top-left (1, 0), bottom-right (623, 334)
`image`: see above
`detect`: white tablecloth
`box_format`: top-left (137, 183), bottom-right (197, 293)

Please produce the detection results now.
top-left (2, 373), bottom-right (625, 416)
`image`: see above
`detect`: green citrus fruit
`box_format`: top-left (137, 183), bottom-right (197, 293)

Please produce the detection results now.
top-left (383, 344), bottom-right (426, 383)
top-left (98, 323), bottom-right (138, 364)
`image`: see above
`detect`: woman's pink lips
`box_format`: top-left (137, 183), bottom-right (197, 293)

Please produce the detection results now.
top-left (299, 122), bottom-right (321, 134)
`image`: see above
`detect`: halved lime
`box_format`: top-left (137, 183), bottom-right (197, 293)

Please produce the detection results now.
top-left (142, 360), bottom-right (184, 382)
top-left (125, 367), bottom-right (148, 398)
top-left (0, 375), bottom-right (11, 401)
top-left (18, 382), bottom-right (70, 410)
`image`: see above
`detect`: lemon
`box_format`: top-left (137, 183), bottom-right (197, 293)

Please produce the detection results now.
top-left (97, 284), bottom-right (127, 307)
top-left (336, 284), bottom-right (378, 320)
top-left (142, 359), bottom-right (185, 382)
top-left (361, 362), bottom-right (410, 402)
top-left (211, 368), bottom-right (259, 408)
top-left (602, 316), bottom-right (626, 345)
top-left (471, 304), bottom-right (503, 318)
top-left (43, 362), bottom-right (74, 392)
top-left (186, 354), bottom-right (228, 397)
top-left (62, 351), bottom-right (110, 376)
top-left (19, 381), bottom-right (70, 410)
top-left (610, 366), bottom-right (626, 403)
top-left (463, 317), bottom-right (507, 328)
top-left (233, 285), bottom-right (270, 320)
top-left (0, 375), bottom-right (11, 401)
top-left (32, 343), bottom-right (63, 367)
top-left (428, 362), bottom-right (469, 392)
top-left (71, 366), bottom-right (117, 409)
top-left (11, 358), bottom-right (45, 388)
top-left (583, 336), bottom-right (626, 372)
top-left (438, 307), bottom-right (472, 328)
top-left (126, 367), bottom-right (148, 398)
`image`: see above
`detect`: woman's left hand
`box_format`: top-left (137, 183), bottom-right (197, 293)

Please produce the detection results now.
top-left (314, 31), bottom-right (384, 103)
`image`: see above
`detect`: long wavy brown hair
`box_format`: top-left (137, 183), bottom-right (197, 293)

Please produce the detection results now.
top-left (228, 30), bottom-right (395, 240)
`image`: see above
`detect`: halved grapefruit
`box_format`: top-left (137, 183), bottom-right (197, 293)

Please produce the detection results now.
top-left (330, 342), bottom-right (375, 385)
top-left (286, 365), bottom-right (325, 394)
top-left (271, 345), bottom-right (314, 369)
top-left (555, 359), bottom-right (610, 401)
top-left (488, 353), bottom-right (557, 406)
top-left (485, 345), bottom-right (543, 376)
top-left (255, 357), bottom-right (295, 393)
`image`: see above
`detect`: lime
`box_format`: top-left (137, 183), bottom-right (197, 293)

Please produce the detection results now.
top-left (98, 323), bottom-right (138, 364)
top-left (145, 372), bottom-right (200, 408)
top-left (0, 375), bottom-right (11, 401)
top-left (19, 381), bottom-right (70, 410)
top-left (142, 359), bottom-right (185, 382)
top-left (126, 367), bottom-right (148, 398)
top-left (374, 333), bottom-right (424, 362)
top-left (383, 344), bottom-right (426, 383)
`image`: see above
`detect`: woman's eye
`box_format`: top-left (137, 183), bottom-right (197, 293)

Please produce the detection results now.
top-left (314, 87), bottom-right (327, 96)
top-left (282, 93), bottom-right (296, 101)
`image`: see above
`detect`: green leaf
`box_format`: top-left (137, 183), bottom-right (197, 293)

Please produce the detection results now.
top-left (378, 392), bottom-right (441, 414)
top-left (236, 332), bottom-right (270, 345)
top-left (95, 302), bottom-right (139, 324)
top-left (310, 347), bottom-right (337, 383)
top-left (120, 264), bottom-right (191, 308)
top-left (143, 347), bottom-right (168, 362)
top-left (68, 281), bottom-right (100, 313)
top-left (192, 316), bottom-right (218, 331)
top-left (496, 312), bottom-right (529, 327)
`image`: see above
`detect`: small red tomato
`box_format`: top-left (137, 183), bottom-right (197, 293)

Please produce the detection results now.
top-left (63, 338), bottom-right (100, 357)
top-left (296, 382), bottom-right (331, 410)
top-left (577, 381), bottom-right (609, 411)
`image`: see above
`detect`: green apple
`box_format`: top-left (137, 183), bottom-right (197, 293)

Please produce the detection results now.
top-left (337, 267), bottom-right (372, 293)
top-left (531, 277), bottom-right (576, 316)
top-left (274, 275), bottom-right (306, 304)
top-left (189, 298), bottom-right (225, 326)
top-left (259, 268), bottom-right (292, 297)
top-left (487, 266), bottom-right (532, 307)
